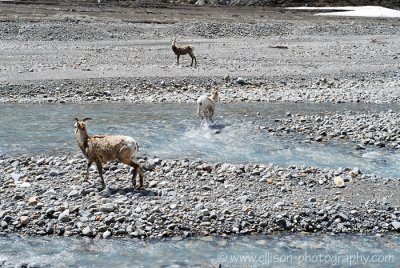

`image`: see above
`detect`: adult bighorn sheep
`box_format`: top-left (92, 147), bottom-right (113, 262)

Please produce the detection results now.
top-left (197, 88), bottom-right (219, 122)
top-left (74, 118), bottom-right (144, 190)
top-left (172, 38), bottom-right (197, 66)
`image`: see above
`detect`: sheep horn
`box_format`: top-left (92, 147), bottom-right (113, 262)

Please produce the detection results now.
top-left (74, 118), bottom-right (79, 122)
top-left (83, 118), bottom-right (92, 122)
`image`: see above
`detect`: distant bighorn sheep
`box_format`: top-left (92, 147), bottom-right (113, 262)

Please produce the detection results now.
top-left (197, 88), bottom-right (219, 122)
top-left (172, 38), bottom-right (197, 66)
top-left (74, 118), bottom-right (144, 190)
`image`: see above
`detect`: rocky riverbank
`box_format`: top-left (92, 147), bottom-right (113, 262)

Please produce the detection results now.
top-left (1, 2), bottom-right (400, 240)
top-left (1, 72), bottom-right (400, 104)
top-left (268, 110), bottom-right (400, 150)
top-left (1, 154), bottom-right (400, 239)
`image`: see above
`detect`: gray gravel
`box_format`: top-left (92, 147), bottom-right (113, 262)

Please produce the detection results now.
top-left (268, 110), bottom-right (400, 150)
top-left (0, 3), bottom-right (400, 239)
top-left (1, 155), bottom-right (399, 239)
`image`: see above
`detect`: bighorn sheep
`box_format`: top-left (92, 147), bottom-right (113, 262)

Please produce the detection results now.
top-left (172, 38), bottom-right (197, 66)
top-left (197, 88), bottom-right (219, 122)
top-left (74, 118), bottom-right (143, 190)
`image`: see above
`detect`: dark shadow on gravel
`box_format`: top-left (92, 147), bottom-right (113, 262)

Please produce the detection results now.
top-left (106, 187), bottom-right (157, 196)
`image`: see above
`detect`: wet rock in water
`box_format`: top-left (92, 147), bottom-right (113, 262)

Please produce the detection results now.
top-left (356, 144), bottom-right (366, 150)
top-left (82, 226), bottom-right (93, 237)
top-left (102, 230), bottom-right (112, 239)
top-left (46, 222), bottom-right (54, 234)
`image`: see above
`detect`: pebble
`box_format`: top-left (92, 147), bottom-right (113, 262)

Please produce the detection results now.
top-left (391, 222), bottom-right (400, 231)
top-left (334, 177), bottom-right (345, 188)
top-left (100, 204), bottom-right (115, 213)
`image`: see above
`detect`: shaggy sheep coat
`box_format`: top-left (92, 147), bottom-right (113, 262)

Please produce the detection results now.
top-left (197, 89), bottom-right (218, 122)
top-left (74, 118), bottom-right (143, 190)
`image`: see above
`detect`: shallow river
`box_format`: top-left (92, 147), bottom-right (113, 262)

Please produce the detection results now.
top-left (0, 233), bottom-right (399, 267)
top-left (0, 102), bottom-right (399, 178)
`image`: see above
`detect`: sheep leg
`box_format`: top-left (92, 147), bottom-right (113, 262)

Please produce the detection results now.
top-left (204, 110), bottom-right (209, 122)
top-left (176, 54), bottom-right (180, 65)
top-left (197, 104), bottom-right (202, 119)
top-left (85, 160), bottom-right (93, 181)
top-left (122, 159), bottom-right (144, 188)
top-left (95, 161), bottom-right (105, 190)
top-left (132, 161), bottom-right (144, 188)
top-left (207, 107), bottom-right (214, 123)
top-left (190, 52), bottom-right (196, 66)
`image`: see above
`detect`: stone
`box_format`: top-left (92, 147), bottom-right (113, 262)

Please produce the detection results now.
top-left (100, 203), bottom-right (115, 212)
top-left (198, 163), bottom-right (213, 173)
top-left (336, 213), bottom-right (349, 222)
top-left (82, 226), bottom-right (93, 236)
top-left (355, 144), bottom-right (366, 150)
top-left (148, 158), bottom-right (162, 166)
top-left (148, 180), bottom-right (158, 188)
top-left (391, 221), bottom-right (400, 231)
top-left (350, 210), bottom-right (359, 217)
top-left (68, 190), bottom-right (79, 197)
top-left (315, 136), bottom-right (323, 142)
top-left (333, 177), bottom-right (345, 188)
top-left (20, 216), bottom-right (30, 226)
top-left (11, 173), bottom-right (24, 181)
top-left (48, 170), bottom-right (59, 177)
top-left (274, 201), bottom-right (285, 208)
top-left (236, 77), bottom-right (246, 85)
top-left (58, 209), bottom-right (70, 222)
top-left (308, 197), bottom-right (317, 203)
top-left (102, 230), bottom-right (112, 239)
top-left (201, 209), bottom-right (210, 216)
top-left (28, 196), bottom-right (38, 206)
top-left (194, 203), bottom-right (204, 210)
top-left (46, 223), bottom-right (54, 234)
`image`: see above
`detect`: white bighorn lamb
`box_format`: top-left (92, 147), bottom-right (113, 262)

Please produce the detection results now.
top-left (172, 38), bottom-right (197, 66)
top-left (196, 88), bottom-right (219, 122)
top-left (74, 118), bottom-right (143, 190)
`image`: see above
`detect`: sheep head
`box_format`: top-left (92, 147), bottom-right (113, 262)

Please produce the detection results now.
top-left (211, 88), bottom-right (219, 102)
top-left (74, 117), bottom-right (92, 134)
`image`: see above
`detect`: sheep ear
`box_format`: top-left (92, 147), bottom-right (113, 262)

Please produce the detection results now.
top-left (83, 118), bottom-right (92, 122)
